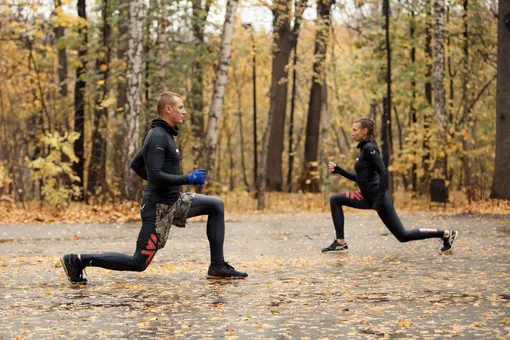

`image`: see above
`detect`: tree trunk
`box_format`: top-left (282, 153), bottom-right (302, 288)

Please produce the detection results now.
top-left (122, 0), bottom-right (143, 200)
top-left (142, 0), bottom-right (156, 138)
top-left (72, 0), bottom-right (87, 200)
top-left (300, 0), bottom-right (335, 193)
top-left (225, 114), bottom-right (235, 190)
top-left (113, 3), bottom-right (129, 195)
top-left (319, 78), bottom-right (329, 200)
top-left (491, 0), bottom-right (510, 200)
top-left (266, 0), bottom-right (292, 192)
top-left (191, 0), bottom-right (213, 166)
top-left (394, 106), bottom-right (408, 190)
top-left (287, 0), bottom-right (308, 193)
top-left (87, 0), bottom-right (111, 201)
top-left (156, 0), bottom-right (169, 94)
top-left (461, 0), bottom-right (472, 203)
top-left (382, 0), bottom-right (393, 194)
top-left (204, 0), bottom-right (237, 187)
top-left (422, 1), bottom-right (433, 194)
top-left (409, 0), bottom-right (418, 194)
top-left (432, 0), bottom-right (447, 180)
top-left (251, 32), bottom-right (258, 189)
top-left (54, 0), bottom-right (68, 99)
top-left (233, 71), bottom-right (250, 189)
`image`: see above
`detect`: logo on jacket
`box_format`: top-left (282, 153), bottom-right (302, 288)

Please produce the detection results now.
top-left (155, 145), bottom-right (164, 152)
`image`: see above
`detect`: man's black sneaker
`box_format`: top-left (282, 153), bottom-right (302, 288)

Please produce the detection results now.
top-left (321, 240), bottom-right (349, 253)
top-left (61, 254), bottom-right (87, 284)
top-left (207, 262), bottom-right (248, 279)
top-left (441, 230), bottom-right (458, 253)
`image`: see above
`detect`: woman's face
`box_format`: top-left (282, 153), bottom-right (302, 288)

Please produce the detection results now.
top-left (351, 122), bottom-right (368, 142)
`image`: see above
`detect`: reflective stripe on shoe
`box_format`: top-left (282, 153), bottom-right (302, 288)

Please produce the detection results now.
top-left (440, 230), bottom-right (458, 253)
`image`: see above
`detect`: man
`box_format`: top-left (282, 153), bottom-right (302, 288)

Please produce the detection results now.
top-left (61, 92), bottom-right (247, 283)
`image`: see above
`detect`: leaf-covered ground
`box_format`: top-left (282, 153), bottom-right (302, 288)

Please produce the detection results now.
top-left (1, 212), bottom-right (509, 339)
top-left (1, 193), bottom-right (509, 225)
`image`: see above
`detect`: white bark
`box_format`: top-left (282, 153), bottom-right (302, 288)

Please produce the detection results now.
top-left (432, 0), bottom-right (446, 131)
top-left (157, 0), bottom-right (169, 93)
top-left (204, 0), bottom-right (238, 181)
top-left (124, 0), bottom-right (143, 198)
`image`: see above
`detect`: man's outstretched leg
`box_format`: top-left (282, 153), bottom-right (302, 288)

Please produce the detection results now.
top-left (61, 203), bottom-right (159, 284)
top-left (186, 194), bottom-right (247, 279)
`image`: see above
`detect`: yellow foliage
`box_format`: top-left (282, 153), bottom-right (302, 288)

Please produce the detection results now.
top-left (28, 132), bottom-right (81, 208)
top-left (0, 163), bottom-right (12, 185)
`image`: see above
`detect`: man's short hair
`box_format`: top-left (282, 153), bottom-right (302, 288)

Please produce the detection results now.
top-left (157, 92), bottom-right (182, 115)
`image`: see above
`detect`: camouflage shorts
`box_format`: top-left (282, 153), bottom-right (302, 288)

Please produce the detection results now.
top-left (155, 192), bottom-right (196, 249)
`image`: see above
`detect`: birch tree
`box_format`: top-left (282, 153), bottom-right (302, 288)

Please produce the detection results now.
top-left (122, 0), bottom-right (143, 200)
top-left (204, 0), bottom-right (237, 186)
top-left (156, 0), bottom-right (169, 94)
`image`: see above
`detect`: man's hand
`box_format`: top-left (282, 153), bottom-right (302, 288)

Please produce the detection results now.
top-left (187, 169), bottom-right (206, 185)
top-left (328, 162), bottom-right (337, 173)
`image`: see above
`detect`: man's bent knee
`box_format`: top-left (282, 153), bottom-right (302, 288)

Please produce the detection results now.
top-left (133, 262), bottom-right (149, 272)
top-left (210, 196), bottom-right (224, 213)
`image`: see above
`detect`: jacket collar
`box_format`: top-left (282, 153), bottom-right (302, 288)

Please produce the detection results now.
top-left (151, 118), bottom-right (179, 136)
top-left (356, 139), bottom-right (373, 149)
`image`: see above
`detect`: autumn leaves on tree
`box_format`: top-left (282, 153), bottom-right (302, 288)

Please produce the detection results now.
top-left (0, 0), bottom-right (507, 208)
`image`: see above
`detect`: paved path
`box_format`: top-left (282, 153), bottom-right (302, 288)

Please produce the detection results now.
top-left (0, 212), bottom-right (509, 339)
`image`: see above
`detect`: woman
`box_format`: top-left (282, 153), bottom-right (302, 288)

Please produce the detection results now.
top-left (322, 117), bottom-right (458, 254)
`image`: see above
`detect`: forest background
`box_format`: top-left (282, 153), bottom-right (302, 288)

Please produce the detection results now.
top-left (0, 0), bottom-right (509, 223)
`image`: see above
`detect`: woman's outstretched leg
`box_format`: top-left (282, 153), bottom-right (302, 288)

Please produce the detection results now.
top-left (376, 192), bottom-right (458, 251)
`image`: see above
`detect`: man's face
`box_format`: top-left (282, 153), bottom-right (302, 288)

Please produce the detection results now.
top-left (164, 97), bottom-right (187, 126)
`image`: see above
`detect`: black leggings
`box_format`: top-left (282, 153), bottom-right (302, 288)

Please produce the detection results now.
top-left (330, 190), bottom-right (444, 242)
top-left (80, 194), bottom-right (225, 271)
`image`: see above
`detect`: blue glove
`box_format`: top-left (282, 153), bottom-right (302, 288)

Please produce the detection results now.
top-left (187, 169), bottom-right (206, 185)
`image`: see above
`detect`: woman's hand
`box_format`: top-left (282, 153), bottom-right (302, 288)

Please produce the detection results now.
top-left (328, 162), bottom-right (337, 173)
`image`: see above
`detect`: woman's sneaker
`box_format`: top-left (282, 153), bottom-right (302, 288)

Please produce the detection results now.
top-left (207, 262), bottom-right (248, 279)
top-left (441, 230), bottom-right (459, 253)
top-left (61, 254), bottom-right (87, 284)
top-left (321, 240), bottom-right (348, 253)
